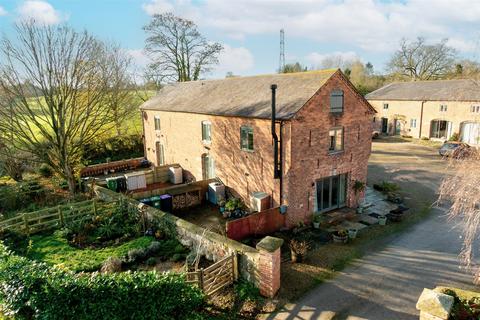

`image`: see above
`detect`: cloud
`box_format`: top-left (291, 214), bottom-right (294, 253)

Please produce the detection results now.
top-left (127, 49), bottom-right (150, 67)
top-left (0, 6), bottom-right (7, 16)
top-left (17, 0), bottom-right (66, 25)
top-left (147, 0), bottom-right (480, 55)
top-left (142, 0), bottom-right (174, 15)
top-left (212, 44), bottom-right (254, 77)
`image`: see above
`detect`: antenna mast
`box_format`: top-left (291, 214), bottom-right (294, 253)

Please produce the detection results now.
top-left (279, 29), bottom-right (285, 73)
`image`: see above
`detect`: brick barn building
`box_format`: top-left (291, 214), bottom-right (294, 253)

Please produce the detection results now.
top-left (140, 69), bottom-right (376, 227)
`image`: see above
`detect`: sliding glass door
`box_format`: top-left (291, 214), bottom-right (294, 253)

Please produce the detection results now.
top-left (316, 174), bottom-right (347, 212)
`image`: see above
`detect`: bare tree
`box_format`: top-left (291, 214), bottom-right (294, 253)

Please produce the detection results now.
top-left (103, 44), bottom-right (138, 136)
top-left (0, 22), bottom-right (116, 194)
top-left (437, 146), bottom-right (480, 283)
top-left (387, 37), bottom-right (456, 80)
top-left (143, 13), bottom-right (223, 83)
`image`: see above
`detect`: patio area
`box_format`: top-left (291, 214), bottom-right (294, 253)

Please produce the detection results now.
top-left (174, 203), bottom-right (228, 235)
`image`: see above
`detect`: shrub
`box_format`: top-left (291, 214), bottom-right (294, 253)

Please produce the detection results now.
top-left (127, 248), bottom-right (147, 263)
top-left (83, 135), bottom-right (144, 165)
top-left (38, 164), bottom-right (54, 177)
top-left (449, 132), bottom-right (460, 141)
top-left (146, 257), bottom-right (157, 266)
top-left (171, 253), bottom-right (186, 262)
top-left (0, 243), bottom-right (204, 320)
top-left (101, 257), bottom-right (123, 273)
top-left (235, 280), bottom-right (261, 302)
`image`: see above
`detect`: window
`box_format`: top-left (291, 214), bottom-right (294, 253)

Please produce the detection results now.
top-left (329, 127), bottom-right (344, 152)
top-left (154, 116), bottom-right (161, 131)
top-left (201, 121), bottom-right (211, 143)
top-left (383, 103), bottom-right (389, 110)
top-left (240, 126), bottom-right (254, 151)
top-left (440, 105), bottom-right (448, 112)
top-left (471, 105), bottom-right (480, 113)
top-left (410, 119), bottom-right (417, 128)
top-left (373, 117), bottom-right (376, 123)
top-left (330, 90), bottom-right (344, 113)
top-left (155, 141), bottom-right (165, 166)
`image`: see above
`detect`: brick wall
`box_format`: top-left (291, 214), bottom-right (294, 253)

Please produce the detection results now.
top-left (142, 111), bottom-right (291, 208)
top-left (286, 71), bottom-right (374, 227)
top-left (226, 207), bottom-right (286, 241)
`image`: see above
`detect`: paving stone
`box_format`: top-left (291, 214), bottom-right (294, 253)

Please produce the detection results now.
top-left (339, 221), bottom-right (368, 231)
top-left (358, 214), bottom-right (378, 225)
top-left (416, 288), bottom-right (454, 319)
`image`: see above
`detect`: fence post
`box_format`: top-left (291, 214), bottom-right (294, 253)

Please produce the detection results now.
top-left (58, 206), bottom-right (64, 226)
top-left (23, 214), bottom-right (30, 236)
top-left (199, 268), bottom-right (204, 291)
top-left (232, 253), bottom-right (239, 281)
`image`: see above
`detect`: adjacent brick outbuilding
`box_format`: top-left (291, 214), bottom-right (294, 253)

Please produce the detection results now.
top-left (141, 69), bottom-right (375, 227)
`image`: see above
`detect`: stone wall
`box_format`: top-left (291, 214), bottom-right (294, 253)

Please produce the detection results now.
top-left (93, 185), bottom-right (283, 297)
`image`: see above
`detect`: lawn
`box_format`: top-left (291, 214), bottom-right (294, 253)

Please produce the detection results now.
top-left (27, 232), bottom-right (154, 272)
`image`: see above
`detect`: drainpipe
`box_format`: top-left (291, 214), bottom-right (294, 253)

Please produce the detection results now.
top-left (419, 100), bottom-right (426, 139)
top-left (279, 120), bottom-right (284, 205)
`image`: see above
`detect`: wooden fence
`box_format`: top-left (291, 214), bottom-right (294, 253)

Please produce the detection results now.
top-left (186, 254), bottom-right (238, 296)
top-left (0, 199), bottom-right (97, 235)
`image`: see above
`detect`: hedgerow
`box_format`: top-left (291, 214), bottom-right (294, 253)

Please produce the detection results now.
top-left (0, 243), bottom-right (205, 320)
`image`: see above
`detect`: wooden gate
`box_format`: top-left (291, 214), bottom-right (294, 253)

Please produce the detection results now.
top-left (186, 254), bottom-right (238, 296)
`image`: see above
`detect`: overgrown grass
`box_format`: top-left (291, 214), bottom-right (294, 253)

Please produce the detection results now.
top-left (27, 232), bottom-right (154, 272)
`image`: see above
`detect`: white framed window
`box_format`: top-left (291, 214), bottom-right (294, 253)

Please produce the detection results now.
top-left (410, 119), bottom-right (417, 128)
top-left (383, 103), bottom-right (389, 110)
top-left (201, 121), bottom-right (212, 143)
top-left (330, 90), bottom-right (344, 113)
top-left (240, 126), bottom-right (254, 151)
top-left (154, 116), bottom-right (161, 131)
top-left (471, 105), bottom-right (480, 113)
top-left (329, 127), bottom-right (344, 153)
top-left (440, 105), bottom-right (448, 112)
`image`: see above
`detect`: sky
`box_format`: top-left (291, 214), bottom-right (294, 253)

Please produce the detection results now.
top-left (0, 0), bottom-right (479, 79)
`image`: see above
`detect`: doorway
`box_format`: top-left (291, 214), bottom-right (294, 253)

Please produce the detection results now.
top-left (155, 141), bottom-right (165, 166)
top-left (430, 120), bottom-right (452, 140)
top-left (460, 122), bottom-right (480, 145)
top-left (316, 174), bottom-right (347, 212)
top-left (381, 118), bottom-right (388, 134)
top-left (202, 154), bottom-right (215, 180)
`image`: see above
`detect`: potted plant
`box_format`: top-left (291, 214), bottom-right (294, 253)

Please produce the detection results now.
top-left (332, 229), bottom-right (348, 244)
top-left (378, 216), bottom-right (387, 225)
top-left (312, 214), bottom-right (322, 229)
top-left (289, 240), bottom-right (309, 263)
top-left (348, 228), bottom-right (358, 239)
top-left (218, 199), bottom-right (226, 214)
top-left (353, 180), bottom-right (366, 194)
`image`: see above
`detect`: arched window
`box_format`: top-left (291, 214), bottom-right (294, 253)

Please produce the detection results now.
top-left (330, 90), bottom-right (344, 113)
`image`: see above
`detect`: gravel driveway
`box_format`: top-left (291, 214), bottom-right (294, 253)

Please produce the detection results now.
top-left (271, 139), bottom-right (476, 320)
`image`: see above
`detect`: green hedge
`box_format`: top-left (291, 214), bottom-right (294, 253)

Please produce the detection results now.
top-left (0, 244), bottom-right (205, 320)
top-left (82, 135), bottom-right (144, 165)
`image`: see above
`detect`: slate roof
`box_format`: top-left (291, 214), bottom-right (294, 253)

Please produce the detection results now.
top-left (366, 79), bottom-right (480, 102)
top-left (140, 69), bottom-right (339, 120)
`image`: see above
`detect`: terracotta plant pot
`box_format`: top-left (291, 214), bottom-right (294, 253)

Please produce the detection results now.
top-left (332, 232), bottom-right (348, 244)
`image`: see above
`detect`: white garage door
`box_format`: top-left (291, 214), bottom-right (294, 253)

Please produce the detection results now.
top-left (460, 122), bottom-right (480, 145)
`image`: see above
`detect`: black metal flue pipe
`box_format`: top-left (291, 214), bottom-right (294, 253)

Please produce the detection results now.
top-left (271, 84), bottom-right (280, 179)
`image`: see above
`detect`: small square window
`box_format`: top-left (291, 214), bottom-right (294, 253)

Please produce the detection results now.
top-left (471, 105), bottom-right (480, 113)
top-left (201, 121), bottom-right (211, 143)
top-left (383, 103), bottom-right (389, 110)
top-left (329, 127), bottom-right (344, 152)
top-left (240, 126), bottom-right (254, 151)
top-left (154, 116), bottom-right (161, 131)
top-left (410, 119), bottom-right (417, 128)
top-left (440, 105), bottom-right (448, 112)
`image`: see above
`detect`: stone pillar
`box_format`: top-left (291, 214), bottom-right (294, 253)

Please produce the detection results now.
top-left (416, 288), bottom-right (454, 320)
top-left (256, 236), bottom-right (284, 298)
